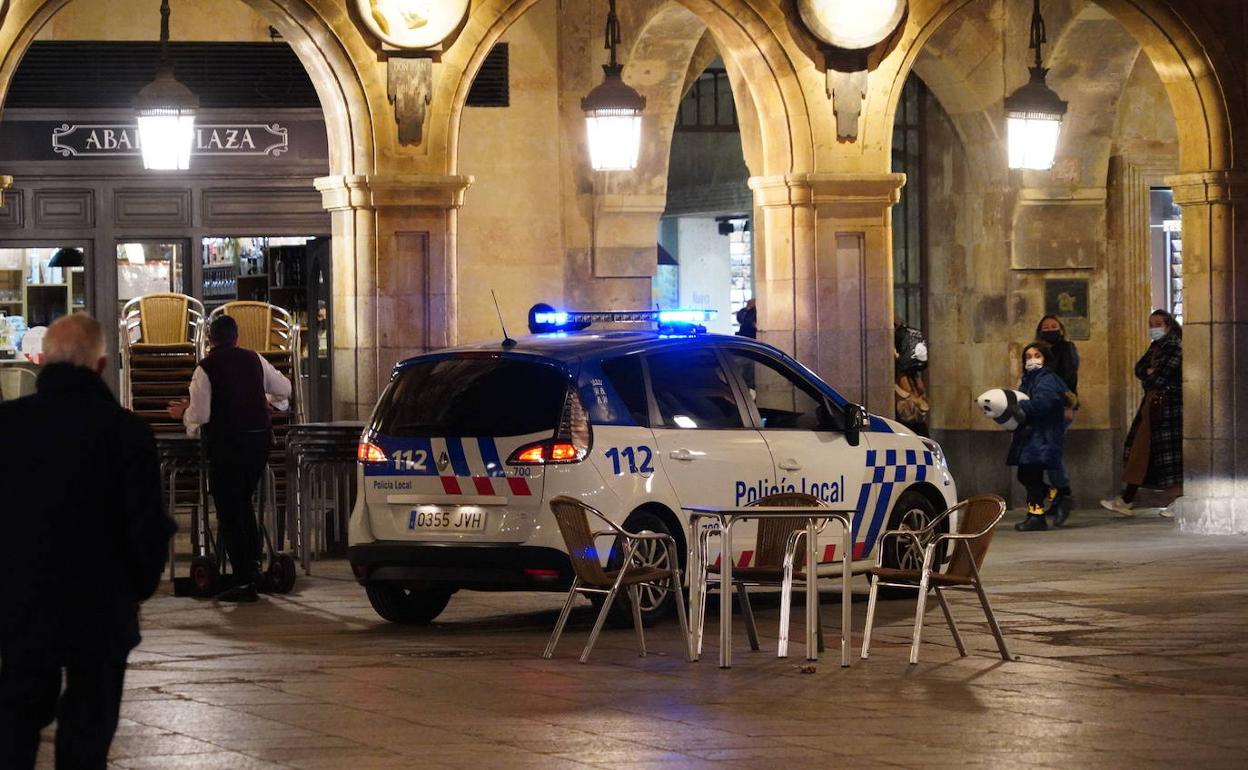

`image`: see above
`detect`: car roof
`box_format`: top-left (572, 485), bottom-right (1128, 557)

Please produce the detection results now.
top-left (397, 330), bottom-right (774, 365)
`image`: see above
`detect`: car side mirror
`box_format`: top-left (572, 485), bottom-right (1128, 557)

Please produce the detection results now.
top-left (845, 403), bottom-right (868, 447)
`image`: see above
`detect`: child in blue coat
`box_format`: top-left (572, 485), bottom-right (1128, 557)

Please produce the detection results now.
top-left (1008, 341), bottom-right (1072, 531)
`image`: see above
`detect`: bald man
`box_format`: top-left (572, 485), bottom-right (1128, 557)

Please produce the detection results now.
top-left (0, 313), bottom-right (176, 770)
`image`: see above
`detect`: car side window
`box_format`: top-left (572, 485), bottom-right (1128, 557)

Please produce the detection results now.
top-left (723, 348), bottom-right (830, 430)
top-left (600, 355), bottom-right (649, 427)
top-left (646, 348), bottom-right (744, 429)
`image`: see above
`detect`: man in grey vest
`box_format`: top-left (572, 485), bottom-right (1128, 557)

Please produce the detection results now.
top-left (169, 315), bottom-right (291, 602)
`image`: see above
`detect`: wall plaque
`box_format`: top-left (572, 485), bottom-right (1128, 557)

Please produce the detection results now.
top-left (1044, 278), bottom-right (1090, 340)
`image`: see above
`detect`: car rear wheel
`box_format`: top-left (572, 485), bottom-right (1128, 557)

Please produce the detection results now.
top-left (600, 509), bottom-right (681, 628)
top-left (366, 583), bottom-right (454, 624)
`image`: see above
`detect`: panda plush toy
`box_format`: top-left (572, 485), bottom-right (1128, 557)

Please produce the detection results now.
top-left (976, 388), bottom-right (1029, 431)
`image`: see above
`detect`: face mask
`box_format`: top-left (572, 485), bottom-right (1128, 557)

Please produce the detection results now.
top-left (1025, 359), bottom-right (1043, 372)
top-left (1039, 330), bottom-right (1062, 345)
top-left (1149, 327), bottom-right (1166, 342)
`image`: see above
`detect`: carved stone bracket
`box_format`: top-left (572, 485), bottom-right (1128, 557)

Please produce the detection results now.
top-left (0, 176), bottom-right (11, 209)
top-left (824, 49), bottom-right (870, 142)
top-left (386, 54), bottom-right (433, 146)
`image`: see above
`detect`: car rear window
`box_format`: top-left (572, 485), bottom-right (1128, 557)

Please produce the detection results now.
top-left (370, 357), bottom-right (568, 437)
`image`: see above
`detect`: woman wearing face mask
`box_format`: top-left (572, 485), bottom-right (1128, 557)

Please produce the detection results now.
top-left (1008, 341), bottom-right (1072, 531)
top-left (1034, 315), bottom-right (1079, 524)
top-left (1101, 310), bottom-right (1183, 517)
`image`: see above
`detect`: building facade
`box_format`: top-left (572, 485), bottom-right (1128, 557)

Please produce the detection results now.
top-left (0, 0), bottom-right (1244, 534)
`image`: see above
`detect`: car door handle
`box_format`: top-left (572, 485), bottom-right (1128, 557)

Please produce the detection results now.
top-left (778, 459), bottom-right (802, 471)
top-left (669, 449), bottom-right (696, 462)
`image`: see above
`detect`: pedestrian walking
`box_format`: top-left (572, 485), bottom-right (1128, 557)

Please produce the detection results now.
top-left (168, 314), bottom-right (291, 602)
top-left (1101, 309), bottom-right (1183, 517)
top-left (0, 313), bottom-right (176, 770)
top-left (1008, 341), bottom-right (1072, 531)
top-left (1034, 314), bottom-right (1079, 522)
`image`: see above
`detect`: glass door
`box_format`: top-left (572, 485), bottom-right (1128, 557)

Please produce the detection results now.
top-left (116, 240), bottom-right (187, 312)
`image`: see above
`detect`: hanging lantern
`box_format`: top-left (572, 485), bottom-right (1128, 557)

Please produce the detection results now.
top-left (1004, 0), bottom-right (1067, 170)
top-left (135, 0), bottom-right (199, 171)
top-left (582, 0), bottom-right (645, 171)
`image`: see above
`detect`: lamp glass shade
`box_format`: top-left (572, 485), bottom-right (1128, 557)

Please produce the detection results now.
top-left (582, 64), bottom-right (645, 171)
top-left (1007, 114), bottom-right (1061, 170)
top-left (585, 111), bottom-right (643, 171)
top-left (137, 111), bottom-right (196, 171)
top-left (135, 64), bottom-right (199, 171)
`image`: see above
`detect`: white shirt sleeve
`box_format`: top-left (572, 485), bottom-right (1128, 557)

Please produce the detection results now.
top-left (184, 366), bottom-right (211, 437)
top-left (259, 352), bottom-right (292, 412)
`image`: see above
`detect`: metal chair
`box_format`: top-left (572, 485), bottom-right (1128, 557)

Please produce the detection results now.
top-left (860, 494), bottom-right (1011, 665)
top-left (118, 293), bottom-right (204, 414)
top-left (543, 496), bottom-right (691, 663)
top-left (700, 492), bottom-right (829, 657)
top-left (208, 301), bottom-right (294, 353)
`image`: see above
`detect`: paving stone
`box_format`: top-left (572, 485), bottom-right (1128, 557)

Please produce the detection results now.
top-left (17, 513), bottom-right (1248, 767)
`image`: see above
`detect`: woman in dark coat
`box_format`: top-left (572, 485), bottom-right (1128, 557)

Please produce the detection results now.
top-left (1101, 310), bottom-right (1183, 517)
top-left (1034, 315), bottom-right (1079, 522)
top-left (1008, 341), bottom-right (1071, 532)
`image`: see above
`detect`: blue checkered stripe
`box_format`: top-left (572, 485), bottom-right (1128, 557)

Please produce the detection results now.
top-left (852, 448), bottom-right (935, 555)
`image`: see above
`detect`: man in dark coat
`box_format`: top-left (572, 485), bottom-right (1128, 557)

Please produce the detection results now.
top-left (0, 313), bottom-right (176, 769)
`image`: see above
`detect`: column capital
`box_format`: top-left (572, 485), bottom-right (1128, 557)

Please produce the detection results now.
top-left (748, 172), bottom-right (906, 218)
top-left (314, 174), bottom-right (474, 212)
top-left (0, 176), bottom-right (11, 208)
top-left (1166, 170), bottom-right (1248, 205)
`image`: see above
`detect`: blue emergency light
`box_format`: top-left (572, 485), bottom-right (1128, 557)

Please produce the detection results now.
top-left (528, 306), bottom-right (718, 334)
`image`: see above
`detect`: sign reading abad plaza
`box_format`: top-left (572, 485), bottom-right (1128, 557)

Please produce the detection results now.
top-left (51, 123), bottom-right (289, 158)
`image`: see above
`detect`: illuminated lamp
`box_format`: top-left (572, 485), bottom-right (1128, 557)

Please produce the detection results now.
top-left (135, 0), bottom-right (199, 171)
top-left (582, 0), bottom-right (645, 171)
top-left (1004, 0), bottom-right (1067, 170)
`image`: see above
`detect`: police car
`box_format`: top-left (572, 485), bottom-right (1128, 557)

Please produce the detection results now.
top-left (348, 309), bottom-right (956, 624)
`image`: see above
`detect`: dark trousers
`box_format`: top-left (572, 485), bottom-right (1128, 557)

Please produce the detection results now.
top-left (207, 430), bottom-right (271, 582)
top-left (0, 651), bottom-right (128, 770)
top-left (1018, 465), bottom-right (1049, 510)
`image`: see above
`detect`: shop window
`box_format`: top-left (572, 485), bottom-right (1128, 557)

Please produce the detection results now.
top-left (725, 218), bottom-right (753, 329)
top-left (891, 74), bottom-right (927, 333)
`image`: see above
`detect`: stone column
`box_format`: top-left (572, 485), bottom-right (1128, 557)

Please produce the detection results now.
top-left (750, 172), bottom-right (904, 412)
top-left (316, 174), bottom-right (472, 419)
top-left (1168, 170), bottom-right (1248, 533)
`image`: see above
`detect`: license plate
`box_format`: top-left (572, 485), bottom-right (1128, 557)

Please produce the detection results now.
top-left (408, 508), bottom-right (487, 532)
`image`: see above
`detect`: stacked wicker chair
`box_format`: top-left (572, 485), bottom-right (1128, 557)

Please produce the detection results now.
top-left (119, 292), bottom-right (205, 433)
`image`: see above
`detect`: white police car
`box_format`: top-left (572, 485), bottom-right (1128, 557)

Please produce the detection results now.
top-left (349, 309), bottom-right (956, 623)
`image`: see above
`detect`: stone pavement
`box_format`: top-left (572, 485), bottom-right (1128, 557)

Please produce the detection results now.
top-left (32, 508), bottom-right (1248, 769)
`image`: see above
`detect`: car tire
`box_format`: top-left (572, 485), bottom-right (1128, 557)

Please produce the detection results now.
top-left (365, 583), bottom-right (454, 624)
top-left (598, 509), bottom-right (681, 628)
top-left (877, 490), bottom-right (944, 599)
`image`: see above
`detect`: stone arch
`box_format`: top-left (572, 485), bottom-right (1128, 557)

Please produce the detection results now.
top-left (0, 0), bottom-right (377, 177)
top-left (878, 0), bottom-right (1233, 176)
top-left (440, 0), bottom-right (814, 179)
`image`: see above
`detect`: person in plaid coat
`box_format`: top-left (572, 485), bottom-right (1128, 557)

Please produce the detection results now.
top-left (1101, 310), bottom-right (1183, 517)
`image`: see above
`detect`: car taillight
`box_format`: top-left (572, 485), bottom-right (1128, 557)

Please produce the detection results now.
top-left (357, 441), bottom-right (387, 463)
top-left (506, 388), bottom-right (592, 465)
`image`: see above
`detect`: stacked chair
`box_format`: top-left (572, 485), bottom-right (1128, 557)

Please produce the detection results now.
top-left (119, 292), bottom-right (204, 432)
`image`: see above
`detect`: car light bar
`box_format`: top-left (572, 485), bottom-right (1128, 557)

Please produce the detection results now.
top-left (533, 308), bottom-right (717, 327)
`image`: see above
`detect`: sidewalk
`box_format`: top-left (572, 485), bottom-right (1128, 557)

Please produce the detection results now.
top-left (43, 509), bottom-right (1248, 768)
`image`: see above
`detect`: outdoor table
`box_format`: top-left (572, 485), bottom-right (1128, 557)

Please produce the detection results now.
top-left (684, 505), bottom-right (855, 669)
